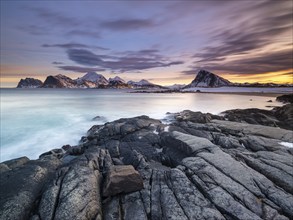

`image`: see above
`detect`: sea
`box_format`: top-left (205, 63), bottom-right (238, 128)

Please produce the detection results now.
top-left (0, 88), bottom-right (285, 162)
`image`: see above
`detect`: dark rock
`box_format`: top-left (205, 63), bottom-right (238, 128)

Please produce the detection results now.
top-left (174, 110), bottom-right (222, 123)
top-left (67, 145), bottom-right (85, 155)
top-left (267, 100), bottom-right (273, 102)
top-left (222, 108), bottom-right (278, 127)
top-left (92, 116), bottom-right (107, 122)
top-left (212, 119), bottom-right (292, 141)
top-left (273, 104), bottom-right (293, 130)
top-left (1, 107), bottom-right (293, 220)
top-left (2, 156), bottom-right (30, 169)
top-left (62, 144), bottom-right (71, 151)
top-left (92, 116), bottom-right (101, 120)
top-left (39, 148), bottom-right (63, 159)
top-left (276, 94), bottom-right (293, 103)
top-left (36, 149), bottom-right (107, 220)
top-left (0, 157), bottom-right (61, 220)
top-left (103, 165), bottom-right (144, 197)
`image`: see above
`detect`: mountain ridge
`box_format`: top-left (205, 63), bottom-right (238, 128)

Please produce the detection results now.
top-left (16, 70), bottom-right (292, 89)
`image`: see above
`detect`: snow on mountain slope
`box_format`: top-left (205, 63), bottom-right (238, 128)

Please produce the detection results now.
top-left (109, 76), bottom-right (126, 83)
top-left (186, 70), bottom-right (232, 88)
top-left (77, 72), bottom-right (109, 85)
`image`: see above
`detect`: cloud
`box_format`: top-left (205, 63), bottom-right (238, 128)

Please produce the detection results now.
top-left (30, 7), bottom-right (80, 27)
top-left (184, 0), bottom-right (293, 75)
top-left (57, 66), bottom-right (105, 73)
top-left (66, 30), bottom-right (101, 39)
top-left (18, 25), bottom-right (50, 36)
top-left (52, 61), bottom-right (64, 65)
top-left (66, 48), bottom-right (184, 72)
top-left (42, 43), bottom-right (108, 50)
top-left (100, 18), bottom-right (155, 31)
top-left (181, 70), bottom-right (197, 75)
top-left (184, 49), bottom-right (293, 75)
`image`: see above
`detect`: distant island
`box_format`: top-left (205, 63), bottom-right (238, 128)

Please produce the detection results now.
top-left (17, 70), bottom-right (293, 90)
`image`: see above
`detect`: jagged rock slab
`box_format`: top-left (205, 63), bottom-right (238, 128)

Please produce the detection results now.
top-left (103, 165), bottom-right (144, 197)
top-left (0, 157), bottom-right (61, 220)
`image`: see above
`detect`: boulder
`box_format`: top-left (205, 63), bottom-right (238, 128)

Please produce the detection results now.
top-left (276, 94), bottom-right (293, 103)
top-left (103, 165), bottom-right (144, 197)
top-left (2, 156), bottom-right (30, 169)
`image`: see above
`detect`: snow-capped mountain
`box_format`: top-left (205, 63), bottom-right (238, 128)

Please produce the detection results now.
top-left (42, 74), bottom-right (78, 88)
top-left (127, 79), bottom-right (165, 89)
top-left (76, 72), bottom-right (109, 86)
top-left (128, 79), bottom-right (152, 86)
top-left (16, 78), bottom-right (43, 88)
top-left (185, 70), bottom-right (232, 88)
top-left (109, 76), bottom-right (125, 84)
top-left (166, 84), bottom-right (186, 90)
top-left (108, 76), bottom-right (130, 88)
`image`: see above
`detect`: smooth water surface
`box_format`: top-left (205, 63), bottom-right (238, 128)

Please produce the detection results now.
top-left (0, 88), bottom-right (282, 161)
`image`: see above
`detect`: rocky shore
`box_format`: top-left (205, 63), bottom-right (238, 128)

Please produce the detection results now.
top-left (1, 97), bottom-right (293, 220)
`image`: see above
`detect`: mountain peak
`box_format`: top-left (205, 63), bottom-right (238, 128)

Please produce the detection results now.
top-left (16, 78), bottom-right (43, 88)
top-left (186, 70), bottom-right (232, 87)
top-left (109, 76), bottom-right (125, 83)
top-left (76, 72), bottom-right (109, 86)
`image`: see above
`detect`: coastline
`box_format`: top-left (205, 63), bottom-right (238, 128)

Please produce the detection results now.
top-left (1, 97), bottom-right (293, 219)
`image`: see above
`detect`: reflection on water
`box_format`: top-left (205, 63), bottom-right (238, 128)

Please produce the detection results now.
top-left (0, 88), bottom-right (282, 161)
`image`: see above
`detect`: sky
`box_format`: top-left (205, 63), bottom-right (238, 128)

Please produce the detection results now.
top-left (0, 0), bottom-right (292, 87)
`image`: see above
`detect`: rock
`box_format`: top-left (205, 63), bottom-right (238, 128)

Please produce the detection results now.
top-left (0, 163), bottom-right (10, 173)
top-left (39, 149), bottom-right (63, 159)
top-left (276, 94), bottom-right (293, 103)
top-left (103, 165), bottom-right (144, 197)
top-left (0, 157), bottom-right (61, 220)
top-left (92, 116), bottom-right (107, 122)
top-left (222, 108), bottom-right (278, 127)
top-left (62, 144), bottom-right (71, 151)
top-left (1, 107), bottom-right (293, 220)
top-left (267, 100), bottom-right (273, 102)
top-left (273, 104), bottom-right (293, 130)
top-left (67, 145), bottom-right (85, 155)
top-left (35, 149), bottom-right (110, 220)
top-left (2, 156), bottom-right (30, 169)
top-left (212, 119), bottom-right (292, 142)
top-left (174, 110), bottom-right (219, 123)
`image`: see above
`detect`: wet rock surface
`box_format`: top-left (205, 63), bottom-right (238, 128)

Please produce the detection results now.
top-left (1, 105), bottom-right (293, 220)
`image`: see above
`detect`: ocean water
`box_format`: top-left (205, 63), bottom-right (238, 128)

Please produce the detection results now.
top-left (0, 88), bottom-right (283, 161)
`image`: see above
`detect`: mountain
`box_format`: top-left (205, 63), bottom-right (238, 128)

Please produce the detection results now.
top-left (108, 76), bottom-right (130, 88)
top-left (42, 74), bottom-right (78, 88)
top-left (109, 76), bottom-right (125, 84)
top-left (76, 72), bottom-right (109, 87)
top-left (185, 70), bottom-right (232, 88)
top-left (166, 84), bottom-right (186, 90)
top-left (127, 79), bottom-right (165, 89)
top-left (16, 78), bottom-right (43, 88)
